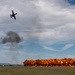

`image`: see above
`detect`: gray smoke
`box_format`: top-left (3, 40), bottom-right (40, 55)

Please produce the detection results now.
top-left (1, 31), bottom-right (22, 44)
top-left (1, 31), bottom-right (23, 64)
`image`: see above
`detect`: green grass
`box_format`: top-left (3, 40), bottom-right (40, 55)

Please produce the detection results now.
top-left (0, 66), bottom-right (75, 75)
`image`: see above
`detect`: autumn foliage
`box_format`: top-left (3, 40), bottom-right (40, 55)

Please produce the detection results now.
top-left (23, 58), bottom-right (75, 67)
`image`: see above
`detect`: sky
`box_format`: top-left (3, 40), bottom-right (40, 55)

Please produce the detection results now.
top-left (0, 0), bottom-right (75, 64)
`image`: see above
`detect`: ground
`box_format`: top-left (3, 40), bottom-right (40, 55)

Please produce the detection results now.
top-left (0, 66), bottom-right (75, 75)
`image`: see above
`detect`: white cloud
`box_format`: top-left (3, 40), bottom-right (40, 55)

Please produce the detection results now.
top-left (0, 0), bottom-right (74, 47)
top-left (62, 44), bottom-right (74, 50)
top-left (43, 43), bottom-right (74, 52)
top-left (0, 0), bottom-right (75, 46)
top-left (43, 46), bottom-right (60, 52)
top-left (34, 0), bottom-right (75, 46)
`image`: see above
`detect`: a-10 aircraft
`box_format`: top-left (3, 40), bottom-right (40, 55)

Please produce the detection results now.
top-left (10, 10), bottom-right (17, 20)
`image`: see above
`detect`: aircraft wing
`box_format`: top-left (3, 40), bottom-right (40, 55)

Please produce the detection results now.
top-left (13, 15), bottom-right (16, 20)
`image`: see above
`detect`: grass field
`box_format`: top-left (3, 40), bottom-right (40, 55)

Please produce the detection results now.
top-left (0, 66), bottom-right (75, 75)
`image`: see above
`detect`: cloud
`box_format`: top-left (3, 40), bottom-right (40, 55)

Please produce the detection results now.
top-left (43, 45), bottom-right (59, 52)
top-left (43, 43), bottom-right (74, 52)
top-left (0, 0), bottom-right (75, 49)
top-left (62, 44), bottom-right (74, 50)
top-left (0, 0), bottom-right (75, 46)
top-left (35, 0), bottom-right (75, 46)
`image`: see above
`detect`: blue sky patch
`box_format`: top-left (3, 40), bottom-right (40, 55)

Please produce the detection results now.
top-left (67, 0), bottom-right (75, 5)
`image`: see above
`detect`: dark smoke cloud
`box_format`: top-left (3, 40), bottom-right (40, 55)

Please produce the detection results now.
top-left (1, 31), bottom-right (23, 64)
top-left (1, 31), bottom-right (22, 44)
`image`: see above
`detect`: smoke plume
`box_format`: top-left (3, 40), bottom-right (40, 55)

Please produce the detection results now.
top-left (1, 31), bottom-right (22, 64)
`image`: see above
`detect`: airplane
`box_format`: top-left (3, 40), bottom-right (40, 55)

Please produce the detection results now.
top-left (10, 10), bottom-right (17, 20)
